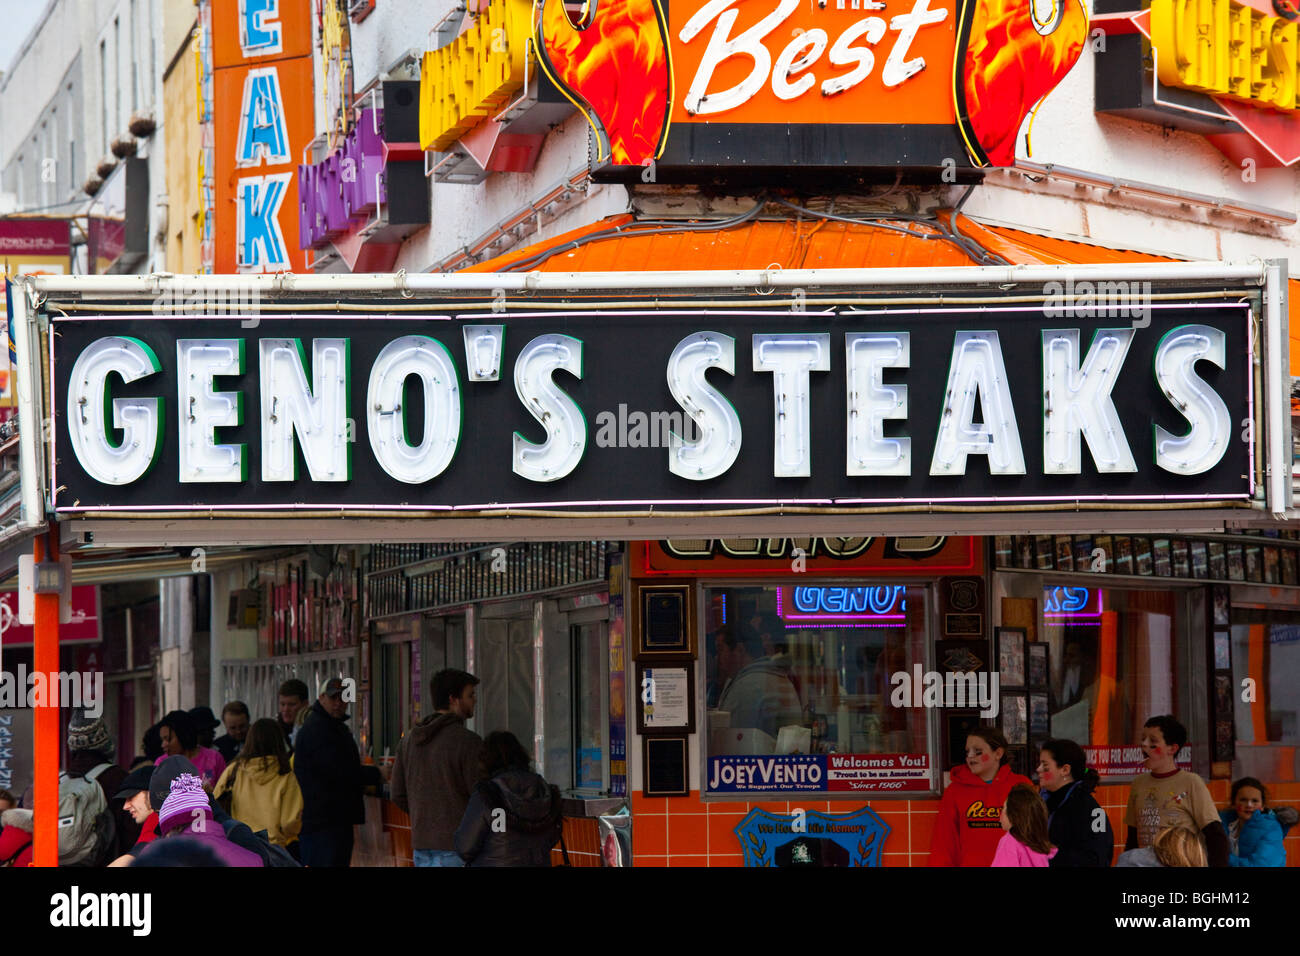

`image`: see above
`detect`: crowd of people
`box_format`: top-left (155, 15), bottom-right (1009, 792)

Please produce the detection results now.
top-left (0, 678), bottom-right (1291, 867)
top-left (0, 668), bottom-right (563, 868)
top-left (930, 714), bottom-right (1297, 867)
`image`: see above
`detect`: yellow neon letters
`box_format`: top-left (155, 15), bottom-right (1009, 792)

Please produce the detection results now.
top-left (1152, 0), bottom-right (1298, 111)
top-left (419, 0), bottom-right (532, 152)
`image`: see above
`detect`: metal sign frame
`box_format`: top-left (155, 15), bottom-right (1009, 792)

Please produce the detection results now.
top-left (14, 262), bottom-right (1291, 546)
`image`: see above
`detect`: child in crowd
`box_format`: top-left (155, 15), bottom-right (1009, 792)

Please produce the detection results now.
top-left (1219, 777), bottom-right (1297, 867)
top-left (992, 784), bottom-right (1057, 866)
top-left (1124, 715), bottom-right (1227, 866)
top-left (929, 726), bottom-right (1035, 866)
top-left (0, 789), bottom-right (16, 812)
top-left (1117, 825), bottom-right (1207, 867)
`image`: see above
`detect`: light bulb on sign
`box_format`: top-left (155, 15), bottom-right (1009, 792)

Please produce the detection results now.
top-left (1153, 324), bottom-right (1231, 475)
top-left (177, 339), bottom-right (246, 483)
top-left (930, 331), bottom-right (1026, 476)
top-left (1041, 328), bottom-right (1137, 475)
top-left (752, 333), bottom-right (829, 477)
top-left (512, 334), bottom-right (586, 482)
top-left (846, 332), bottom-right (910, 476)
top-left (67, 335), bottom-right (163, 486)
top-left (462, 325), bottom-right (504, 382)
top-left (667, 332), bottom-right (742, 481)
top-left (367, 335), bottom-right (461, 484)
top-left (259, 338), bottom-right (351, 482)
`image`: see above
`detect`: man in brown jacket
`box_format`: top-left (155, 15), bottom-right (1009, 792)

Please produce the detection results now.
top-left (390, 668), bottom-right (486, 866)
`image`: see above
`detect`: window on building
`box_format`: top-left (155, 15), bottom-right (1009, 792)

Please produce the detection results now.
top-left (1030, 584), bottom-right (1199, 751)
top-left (571, 617), bottom-right (607, 791)
top-left (100, 40), bottom-right (108, 152)
top-left (702, 583), bottom-right (932, 779)
top-left (129, 0), bottom-right (139, 114)
top-left (113, 17), bottom-right (121, 138)
top-left (1229, 603), bottom-right (1300, 748)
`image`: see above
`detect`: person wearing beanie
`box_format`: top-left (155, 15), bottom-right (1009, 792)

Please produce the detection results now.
top-left (157, 772), bottom-right (263, 867)
top-left (155, 709), bottom-right (226, 791)
top-left (66, 708), bottom-right (138, 857)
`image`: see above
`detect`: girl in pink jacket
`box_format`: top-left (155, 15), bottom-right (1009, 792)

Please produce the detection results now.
top-left (992, 784), bottom-right (1058, 867)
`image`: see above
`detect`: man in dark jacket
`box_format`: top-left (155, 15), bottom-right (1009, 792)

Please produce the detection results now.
top-left (213, 701), bottom-right (250, 763)
top-left (293, 678), bottom-right (364, 867)
top-left (66, 710), bottom-right (139, 860)
top-left (391, 669), bottom-right (485, 867)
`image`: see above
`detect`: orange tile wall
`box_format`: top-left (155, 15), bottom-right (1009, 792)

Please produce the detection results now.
top-left (630, 781), bottom-right (1300, 866)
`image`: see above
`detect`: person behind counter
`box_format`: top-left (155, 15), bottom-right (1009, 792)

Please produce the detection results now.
top-left (928, 726), bottom-right (1034, 867)
top-left (1219, 777), bottom-right (1297, 867)
top-left (992, 784), bottom-right (1057, 867)
top-left (1036, 738), bottom-right (1113, 867)
top-left (1124, 714), bottom-right (1228, 867)
top-left (714, 621), bottom-right (803, 741)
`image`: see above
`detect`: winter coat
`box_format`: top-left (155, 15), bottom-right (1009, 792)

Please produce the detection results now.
top-left (0, 809), bottom-right (33, 867)
top-left (1045, 779), bottom-right (1113, 867)
top-left (390, 713), bottom-right (485, 851)
top-left (213, 755), bottom-right (304, 847)
top-left (1219, 807), bottom-right (1296, 868)
top-left (991, 831), bottom-right (1057, 867)
top-left (153, 747), bottom-right (227, 791)
top-left (453, 768), bottom-right (563, 867)
top-left (68, 749), bottom-right (139, 858)
top-left (292, 701), bottom-right (364, 833)
top-left (928, 764), bottom-right (1035, 867)
top-left (158, 806), bottom-right (264, 867)
top-left (214, 734), bottom-right (242, 763)
top-left (716, 656), bottom-right (804, 740)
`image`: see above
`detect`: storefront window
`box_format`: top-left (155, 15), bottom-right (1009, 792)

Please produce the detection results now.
top-left (1036, 584), bottom-right (1197, 767)
top-left (1229, 605), bottom-right (1300, 747)
top-left (572, 620), bottom-right (605, 790)
top-left (703, 583), bottom-right (932, 796)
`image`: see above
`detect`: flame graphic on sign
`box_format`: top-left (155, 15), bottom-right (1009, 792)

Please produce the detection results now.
top-left (534, 0), bottom-right (672, 165)
top-left (953, 0), bottom-right (1088, 167)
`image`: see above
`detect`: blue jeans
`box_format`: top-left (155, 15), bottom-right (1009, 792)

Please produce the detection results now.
top-left (414, 849), bottom-right (465, 867)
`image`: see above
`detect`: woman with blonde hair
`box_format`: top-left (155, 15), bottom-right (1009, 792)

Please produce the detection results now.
top-left (213, 718), bottom-right (304, 851)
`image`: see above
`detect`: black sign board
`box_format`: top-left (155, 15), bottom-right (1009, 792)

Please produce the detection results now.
top-left (51, 302), bottom-right (1253, 514)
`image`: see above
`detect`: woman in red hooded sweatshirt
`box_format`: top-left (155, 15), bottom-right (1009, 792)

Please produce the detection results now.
top-left (929, 726), bottom-right (1034, 866)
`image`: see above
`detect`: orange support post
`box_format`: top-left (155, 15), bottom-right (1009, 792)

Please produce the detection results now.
top-left (32, 528), bottom-right (60, 866)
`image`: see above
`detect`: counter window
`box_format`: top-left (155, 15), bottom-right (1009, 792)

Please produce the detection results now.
top-left (703, 583), bottom-right (933, 796)
top-left (1229, 605), bottom-right (1300, 749)
top-left (1038, 585), bottom-right (1195, 756)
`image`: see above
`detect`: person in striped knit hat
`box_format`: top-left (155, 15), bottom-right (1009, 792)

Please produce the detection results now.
top-left (155, 762), bottom-right (263, 868)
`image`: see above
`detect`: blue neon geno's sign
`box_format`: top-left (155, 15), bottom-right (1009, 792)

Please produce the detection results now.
top-left (790, 585), bottom-right (907, 616)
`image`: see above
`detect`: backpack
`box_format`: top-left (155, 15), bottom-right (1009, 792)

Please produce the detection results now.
top-left (58, 764), bottom-right (117, 867)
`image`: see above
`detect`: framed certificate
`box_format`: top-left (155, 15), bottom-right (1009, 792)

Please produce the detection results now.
top-left (996, 627), bottom-right (1026, 689)
top-left (643, 736), bottom-right (689, 798)
top-left (635, 661), bottom-right (696, 735)
top-left (637, 585), bottom-right (694, 657)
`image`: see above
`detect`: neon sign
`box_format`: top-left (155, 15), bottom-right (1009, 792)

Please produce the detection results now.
top-left (778, 585), bottom-right (906, 626)
top-left (1042, 586), bottom-right (1103, 620)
